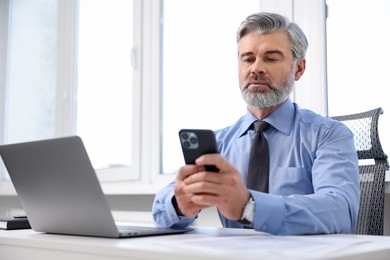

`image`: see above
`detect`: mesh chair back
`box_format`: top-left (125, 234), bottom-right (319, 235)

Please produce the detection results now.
top-left (332, 107), bottom-right (388, 235)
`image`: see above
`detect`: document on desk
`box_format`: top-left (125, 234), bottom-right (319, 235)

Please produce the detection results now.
top-left (152, 228), bottom-right (389, 259)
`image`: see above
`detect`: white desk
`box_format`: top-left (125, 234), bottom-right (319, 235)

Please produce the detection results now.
top-left (1, 227), bottom-right (390, 260)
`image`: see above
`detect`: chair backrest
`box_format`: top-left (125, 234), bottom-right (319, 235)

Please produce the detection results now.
top-left (331, 107), bottom-right (388, 235)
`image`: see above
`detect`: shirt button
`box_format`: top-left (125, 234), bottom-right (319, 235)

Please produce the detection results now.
top-left (261, 224), bottom-right (268, 231)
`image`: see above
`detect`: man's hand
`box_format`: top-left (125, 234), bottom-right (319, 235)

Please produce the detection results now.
top-left (174, 164), bottom-right (208, 217)
top-left (174, 154), bottom-right (250, 221)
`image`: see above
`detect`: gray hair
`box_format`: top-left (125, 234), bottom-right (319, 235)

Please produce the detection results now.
top-left (237, 12), bottom-right (308, 60)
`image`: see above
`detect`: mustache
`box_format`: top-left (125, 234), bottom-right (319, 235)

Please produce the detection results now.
top-left (250, 73), bottom-right (267, 81)
top-left (245, 74), bottom-right (272, 89)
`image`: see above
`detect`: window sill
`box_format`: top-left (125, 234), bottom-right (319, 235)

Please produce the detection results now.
top-left (2, 172), bottom-right (390, 196)
top-left (0, 178), bottom-right (172, 196)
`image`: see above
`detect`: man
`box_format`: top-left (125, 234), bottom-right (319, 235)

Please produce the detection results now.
top-left (152, 12), bottom-right (360, 235)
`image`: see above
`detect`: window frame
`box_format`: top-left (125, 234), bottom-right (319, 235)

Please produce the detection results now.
top-left (0, 0), bottom-right (12, 194)
top-left (0, 0), bottom-right (153, 195)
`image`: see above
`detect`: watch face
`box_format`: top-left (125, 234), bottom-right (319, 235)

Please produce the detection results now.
top-left (239, 196), bottom-right (255, 224)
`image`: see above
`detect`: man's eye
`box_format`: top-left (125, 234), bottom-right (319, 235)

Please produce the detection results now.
top-left (242, 57), bottom-right (255, 63)
top-left (266, 57), bottom-right (278, 62)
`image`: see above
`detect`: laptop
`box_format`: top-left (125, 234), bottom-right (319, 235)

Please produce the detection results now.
top-left (0, 136), bottom-right (192, 238)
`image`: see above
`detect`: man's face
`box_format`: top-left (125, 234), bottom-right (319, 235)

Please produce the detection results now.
top-left (238, 31), bottom-right (305, 109)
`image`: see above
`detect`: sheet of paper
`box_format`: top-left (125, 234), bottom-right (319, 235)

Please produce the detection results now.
top-left (151, 228), bottom-right (390, 259)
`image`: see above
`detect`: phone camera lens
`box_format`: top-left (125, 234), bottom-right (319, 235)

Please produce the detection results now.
top-left (190, 137), bottom-right (197, 144)
top-left (180, 131), bottom-right (198, 149)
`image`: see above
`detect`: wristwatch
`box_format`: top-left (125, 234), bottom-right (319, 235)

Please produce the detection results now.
top-left (238, 195), bottom-right (255, 225)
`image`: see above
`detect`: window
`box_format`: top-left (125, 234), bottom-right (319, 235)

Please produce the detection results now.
top-left (326, 0), bottom-right (390, 154)
top-left (0, 0), bottom-right (140, 184)
top-left (76, 0), bottom-right (140, 180)
top-left (1, 0), bottom-right (59, 182)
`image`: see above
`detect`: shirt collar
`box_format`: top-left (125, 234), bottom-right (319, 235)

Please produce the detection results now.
top-left (239, 99), bottom-right (295, 137)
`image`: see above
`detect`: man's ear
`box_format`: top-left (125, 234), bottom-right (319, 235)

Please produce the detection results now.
top-left (294, 58), bottom-right (306, 81)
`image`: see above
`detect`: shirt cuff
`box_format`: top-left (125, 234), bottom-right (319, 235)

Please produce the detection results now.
top-left (250, 191), bottom-right (285, 233)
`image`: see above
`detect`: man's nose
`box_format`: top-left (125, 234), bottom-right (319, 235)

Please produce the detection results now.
top-left (250, 59), bottom-right (266, 76)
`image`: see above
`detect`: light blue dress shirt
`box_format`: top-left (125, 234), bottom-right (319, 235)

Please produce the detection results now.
top-left (152, 99), bottom-right (360, 235)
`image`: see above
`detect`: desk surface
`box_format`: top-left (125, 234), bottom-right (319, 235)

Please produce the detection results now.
top-left (1, 227), bottom-right (390, 260)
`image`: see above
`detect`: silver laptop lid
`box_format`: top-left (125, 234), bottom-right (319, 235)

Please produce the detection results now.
top-left (0, 136), bottom-right (120, 237)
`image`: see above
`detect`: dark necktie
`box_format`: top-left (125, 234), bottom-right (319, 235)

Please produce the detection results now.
top-left (247, 121), bottom-right (270, 192)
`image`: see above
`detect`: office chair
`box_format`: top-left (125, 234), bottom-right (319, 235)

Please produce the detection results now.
top-left (332, 107), bottom-right (389, 235)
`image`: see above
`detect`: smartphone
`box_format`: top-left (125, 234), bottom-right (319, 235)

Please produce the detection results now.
top-left (178, 129), bottom-right (219, 172)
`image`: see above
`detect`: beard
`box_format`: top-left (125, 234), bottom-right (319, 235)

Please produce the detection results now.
top-left (240, 71), bottom-right (295, 109)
